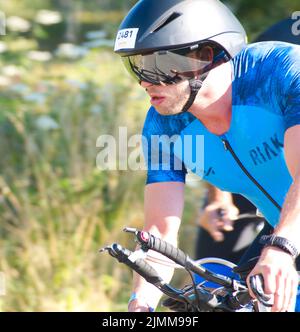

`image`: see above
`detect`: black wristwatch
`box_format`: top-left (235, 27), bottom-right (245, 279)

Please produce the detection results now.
top-left (259, 235), bottom-right (299, 260)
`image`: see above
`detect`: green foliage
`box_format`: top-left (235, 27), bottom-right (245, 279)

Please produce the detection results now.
top-left (0, 15), bottom-right (149, 309)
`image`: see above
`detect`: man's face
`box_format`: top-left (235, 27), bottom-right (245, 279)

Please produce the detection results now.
top-left (137, 46), bottom-right (214, 115)
top-left (140, 80), bottom-right (190, 116)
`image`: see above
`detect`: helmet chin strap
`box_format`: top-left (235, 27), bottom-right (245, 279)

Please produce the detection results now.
top-left (180, 54), bottom-right (230, 114)
top-left (180, 75), bottom-right (207, 114)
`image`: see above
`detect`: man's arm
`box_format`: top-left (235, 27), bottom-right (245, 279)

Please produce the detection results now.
top-left (198, 183), bottom-right (239, 241)
top-left (247, 125), bottom-right (300, 312)
top-left (128, 181), bottom-right (185, 312)
top-left (276, 124), bottom-right (300, 240)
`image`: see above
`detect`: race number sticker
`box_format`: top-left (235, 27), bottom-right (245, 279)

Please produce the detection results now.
top-left (114, 28), bottom-right (139, 51)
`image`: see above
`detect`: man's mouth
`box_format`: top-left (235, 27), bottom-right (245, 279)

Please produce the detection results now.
top-left (150, 96), bottom-right (165, 106)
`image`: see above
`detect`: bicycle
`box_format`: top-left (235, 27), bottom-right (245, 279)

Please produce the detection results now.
top-left (100, 226), bottom-right (283, 312)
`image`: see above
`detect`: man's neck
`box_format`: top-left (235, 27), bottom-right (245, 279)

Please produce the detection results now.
top-left (188, 61), bottom-right (233, 136)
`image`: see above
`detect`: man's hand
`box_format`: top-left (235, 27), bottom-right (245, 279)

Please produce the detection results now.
top-left (198, 202), bottom-right (239, 242)
top-left (247, 247), bottom-right (299, 312)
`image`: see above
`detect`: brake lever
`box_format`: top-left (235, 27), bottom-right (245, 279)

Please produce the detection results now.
top-left (123, 227), bottom-right (150, 251)
top-left (100, 242), bottom-right (188, 302)
top-left (99, 244), bottom-right (119, 258)
top-left (249, 274), bottom-right (274, 307)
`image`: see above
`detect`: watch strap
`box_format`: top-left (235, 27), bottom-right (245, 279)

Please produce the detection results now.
top-left (259, 235), bottom-right (299, 260)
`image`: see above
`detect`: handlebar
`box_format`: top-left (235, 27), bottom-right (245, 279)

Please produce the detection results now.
top-left (100, 243), bottom-right (164, 285)
top-left (100, 243), bottom-right (188, 302)
top-left (124, 227), bottom-right (238, 289)
top-left (124, 227), bottom-right (188, 266)
top-left (101, 228), bottom-right (274, 312)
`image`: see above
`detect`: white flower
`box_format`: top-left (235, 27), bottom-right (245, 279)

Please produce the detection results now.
top-left (85, 30), bottom-right (107, 40)
top-left (23, 92), bottom-right (46, 104)
top-left (83, 39), bottom-right (114, 49)
top-left (35, 115), bottom-right (59, 131)
top-left (35, 10), bottom-right (62, 25)
top-left (0, 75), bottom-right (11, 87)
top-left (84, 30), bottom-right (113, 49)
top-left (2, 65), bottom-right (24, 77)
top-left (9, 83), bottom-right (30, 94)
top-left (64, 79), bottom-right (88, 90)
top-left (90, 105), bottom-right (103, 114)
top-left (27, 50), bottom-right (52, 62)
top-left (0, 42), bottom-right (7, 53)
top-left (6, 16), bottom-right (31, 32)
top-left (55, 43), bottom-right (88, 60)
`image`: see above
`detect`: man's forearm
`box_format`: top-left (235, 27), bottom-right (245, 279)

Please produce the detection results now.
top-left (130, 226), bottom-right (178, 310)
top-left (247, 172), bottom-right (300, 312)
top-left (131, 250), bottom-right (175, 309)
top-left (129, 182), bottom-right (184, 311)
top-left (274, 171), bottom-right (300, 249)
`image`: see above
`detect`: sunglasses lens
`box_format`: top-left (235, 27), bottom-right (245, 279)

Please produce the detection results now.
top-left (122, 47), bottom-right (212, 85)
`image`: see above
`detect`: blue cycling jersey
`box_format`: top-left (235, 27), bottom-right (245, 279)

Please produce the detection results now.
top-left (142, 41), bottom-right (300, 228)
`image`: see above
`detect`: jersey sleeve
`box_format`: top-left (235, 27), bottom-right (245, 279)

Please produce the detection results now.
top-left (142, 107), bottom-right (187, 184)
top-left (277, 45), bottom-right (300, 130)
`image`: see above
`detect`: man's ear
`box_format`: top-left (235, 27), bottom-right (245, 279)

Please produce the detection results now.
top-left (198, 46), bottom-right (214, 62)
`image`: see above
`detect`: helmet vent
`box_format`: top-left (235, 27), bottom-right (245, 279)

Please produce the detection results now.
top-left (152, 12), bottom-right (182, 33)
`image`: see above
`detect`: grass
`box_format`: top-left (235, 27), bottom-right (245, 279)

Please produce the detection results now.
top-left (0, 43), bottom-right (157, 311)
top-left (0, 3), bottom-right (205, 310)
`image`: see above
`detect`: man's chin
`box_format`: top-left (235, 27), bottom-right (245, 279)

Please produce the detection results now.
top-left (154, 106), bottom-right (183, 116)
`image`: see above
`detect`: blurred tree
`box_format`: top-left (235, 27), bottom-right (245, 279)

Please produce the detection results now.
top-left (56, 0), bottom-right (81, 43)
top-left (226, 0), bottom-right (299, 40)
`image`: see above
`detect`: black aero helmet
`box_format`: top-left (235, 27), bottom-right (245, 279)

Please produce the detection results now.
top-left (114, 0), bottom-right (247, 113)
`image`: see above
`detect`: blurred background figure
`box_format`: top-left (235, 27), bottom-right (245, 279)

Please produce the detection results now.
top-left (254, 17), bottom-right (300, 44)
top-left (195, 187), bottom-right (265, 264)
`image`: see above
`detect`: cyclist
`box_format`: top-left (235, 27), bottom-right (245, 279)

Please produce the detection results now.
top-left (195, 16), bottom-right (300, 265)
top-left (114, 0), bottom-right (300, 312)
